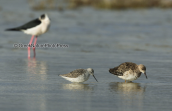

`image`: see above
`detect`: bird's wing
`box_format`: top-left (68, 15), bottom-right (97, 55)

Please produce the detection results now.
top-left (5, 18), bottom-right (41, 31)
top-left (109, 62), bottom-right (137, 76)
top-left (60, 69), bottom-right (86, 78)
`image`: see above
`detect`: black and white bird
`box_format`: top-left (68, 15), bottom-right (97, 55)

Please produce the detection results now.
top-left (5, 14), bottom-right (50, 58)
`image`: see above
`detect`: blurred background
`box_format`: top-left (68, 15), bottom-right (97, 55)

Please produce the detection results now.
top-left (26, 0), bottom-right (172, 10)
top-left (0, 0), bottom-right (172, 111)
top-left (1, 0), bottom-right (172, 53)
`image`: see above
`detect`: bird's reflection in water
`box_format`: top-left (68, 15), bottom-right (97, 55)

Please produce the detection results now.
top-left (24, 58), bottom-right (48, 111)
top-left (109, 82), bottom-right (145, 94)
top-left (26, 58), bottom-right (48, 80)
top-left (61, 83), bottom-right (94, 91)
top-left (109, 82), bottom-right (146, 111)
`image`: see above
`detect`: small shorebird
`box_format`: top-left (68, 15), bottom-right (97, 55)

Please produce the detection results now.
top-left (5, 14), bottom-right (50, 58)
top-left (59, 68), bottom-right (98, 83)
top-left (109, 62), bottom-right (147, 82)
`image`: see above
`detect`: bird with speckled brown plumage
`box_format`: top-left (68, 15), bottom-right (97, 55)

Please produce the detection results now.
top-left (109, 62), bottom-right (147, 82)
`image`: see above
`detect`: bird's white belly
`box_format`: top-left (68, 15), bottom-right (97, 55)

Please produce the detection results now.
top-left (23, 23), bottom-right (50, 36)
top-left (118, 72), bottom-right (138, 81)
top-left (62, 74), bottom-right (90, 83)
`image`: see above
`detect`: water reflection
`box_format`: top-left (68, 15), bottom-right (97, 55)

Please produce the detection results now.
top-left (26, 58), bottom-right (48, 80)
top-left (109, 82), bottom-right (146, 111)
top-left (109, 82), bottom-right (146, 95)
top-left (25, 58), bottom-right (48, 111)
top-left (61, 83), bottom-right (94, 91)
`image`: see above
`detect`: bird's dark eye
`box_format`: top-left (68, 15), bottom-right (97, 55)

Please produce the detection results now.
top-left (41, 14), bottom-right (45, 19)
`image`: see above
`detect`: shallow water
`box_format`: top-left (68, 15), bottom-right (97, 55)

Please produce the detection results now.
top-left (0, 0), bottom-right (172, 111)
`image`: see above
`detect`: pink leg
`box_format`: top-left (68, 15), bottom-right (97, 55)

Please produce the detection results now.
top-left (33, 36), bottom-right (37, 58)
top-left (28, 35), bottom-right (35, 58)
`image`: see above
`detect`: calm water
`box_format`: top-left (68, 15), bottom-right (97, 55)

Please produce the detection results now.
top-left (0, 0), bottom-right (172, 111)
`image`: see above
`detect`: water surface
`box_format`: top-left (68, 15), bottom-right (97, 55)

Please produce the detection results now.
top-left (0, 1), bottom-right (172, 111)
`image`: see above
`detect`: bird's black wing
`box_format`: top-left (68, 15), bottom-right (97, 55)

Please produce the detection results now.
top-left (5, 18), bottom-right (41, 31)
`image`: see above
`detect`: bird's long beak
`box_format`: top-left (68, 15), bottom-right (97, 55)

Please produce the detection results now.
top-left (92, 75), bottom-right (98, 82)
top-left (144, 72), bottom-right (148, 79)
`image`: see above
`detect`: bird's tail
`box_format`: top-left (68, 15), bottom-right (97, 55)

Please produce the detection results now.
top-left (109, 68), bottom-right (115, 74)
top-left (5, 28), bottom-right (21, 31)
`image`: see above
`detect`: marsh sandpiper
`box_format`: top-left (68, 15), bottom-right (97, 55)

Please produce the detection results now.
top-left (59, 68), bottom-right (98, 83)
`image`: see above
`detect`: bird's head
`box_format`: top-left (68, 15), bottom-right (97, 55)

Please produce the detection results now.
top-left (138, 64), bottom-right (148, 79)
top-left (87, 68), bottom-right (98, 82)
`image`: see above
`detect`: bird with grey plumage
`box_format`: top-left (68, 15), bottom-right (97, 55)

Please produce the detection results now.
top-left (109, 62), bottom-right (147, 82)
top-left (59, 68), bottom-right (98, 83)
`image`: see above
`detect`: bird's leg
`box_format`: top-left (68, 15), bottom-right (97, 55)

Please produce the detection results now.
top-left (33, 36), bottom-right (37, 58)
top-left (125, 80), bottom-right (126, 83)
top-left (28, 35), bottom-right (35, 58)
